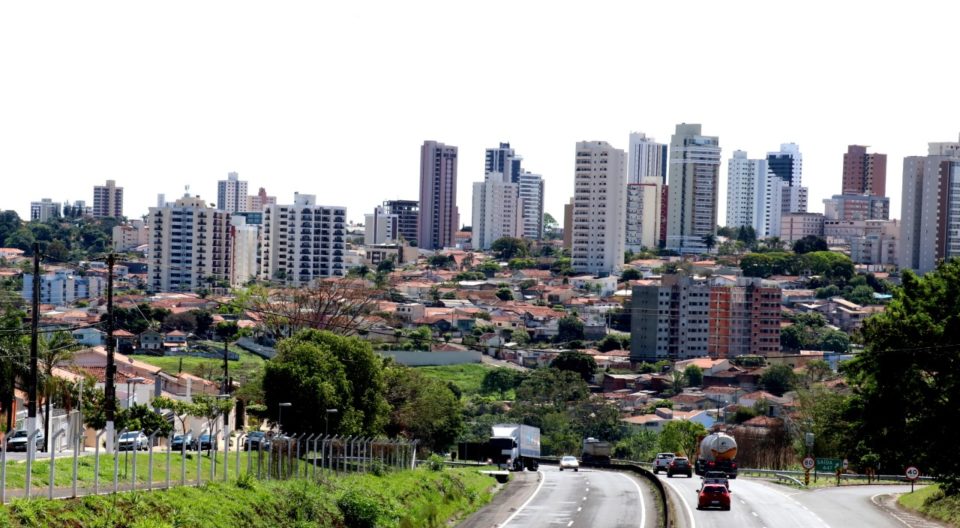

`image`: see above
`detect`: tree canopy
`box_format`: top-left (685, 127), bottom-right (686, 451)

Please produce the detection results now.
top-left (845, 259), bottom-right (960, 493)
top-left (549, 351), bottom-right (597, 383)
top-left (490, 237), bottom-right (529, 261)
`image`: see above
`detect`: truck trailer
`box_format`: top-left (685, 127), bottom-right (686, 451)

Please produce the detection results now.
top-left (490, 424), bottom-right (541, 471)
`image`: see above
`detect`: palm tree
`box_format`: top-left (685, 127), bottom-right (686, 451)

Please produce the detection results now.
top-left (702, 234), bottom-right (717, 253)
top-left (38, 331), bottom-right (81, 451)
top-left (0, 308), bottom-right (29, 433)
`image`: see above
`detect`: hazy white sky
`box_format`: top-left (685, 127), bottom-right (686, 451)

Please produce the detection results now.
top-left (3, 1), bottom-right (959, 226)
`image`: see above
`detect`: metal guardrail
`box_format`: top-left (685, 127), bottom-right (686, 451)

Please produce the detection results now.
top-left (736, 467), bottom-right (935, 483)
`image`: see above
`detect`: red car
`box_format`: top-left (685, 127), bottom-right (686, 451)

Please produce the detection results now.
top-left (697, 484), bottom-right (731, 511)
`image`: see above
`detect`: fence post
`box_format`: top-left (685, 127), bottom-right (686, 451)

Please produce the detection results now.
top-left (196, 430), bottom-right (202, 487)
top-left (209, 426), bottom-right (217, 483)
top-left (182, 429), bottom-right (192, 487)
top-left (223, 429), bottom-right (229, 482)
top-left (236, 433), bottom-right (247, 480)
top-left (48, 428), bottom-right (67, 499)
top-left (165, 431), bottom-right (172, 490)
top-left (25, 428), bottom-right (40, 498)
top-left (301, 434), bottom-right (314, 479)
top-left (264, 435), bottom-right (271, 481)
top-left (147, 431), bottom-right (158, 491)
top-left (71, 433), bottom-right (80, 498)
top-left (131, 432), bottom-right (139, 492)
top-left (94, 429), bottom-right (106, 496)
top-left (1, 434), bottom-right (7, 504)
top-left (411, 440), bottom-right (419, 470)
top-left (113, 428), bottom-right (127, 495)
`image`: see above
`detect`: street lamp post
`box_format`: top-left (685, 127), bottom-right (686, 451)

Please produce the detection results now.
top-left (325, 409), bottom-right (338, 436)
top-left (278, 403), bottom-right (292, 434)
top-left (126, 377), bottom-right (146, 408)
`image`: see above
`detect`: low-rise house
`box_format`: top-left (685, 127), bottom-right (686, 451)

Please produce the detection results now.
top-left (602, 373), bottom-right (643, 392)
top-left (139, 330), bottom-right (163, 351)
top-left (71, 327), bottom-right (105, 347)
top-left (164, 330), bottom-right (189, 350)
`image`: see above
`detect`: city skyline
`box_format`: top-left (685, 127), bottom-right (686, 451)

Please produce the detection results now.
top-left (3, 3), bottom-right (960, 227)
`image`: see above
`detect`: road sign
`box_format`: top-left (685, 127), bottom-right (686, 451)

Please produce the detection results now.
top-left (816, 458), bottom-right (842, 472)
top-left (802, 456), bottom-right (815, 470)
top-left (905, 466), bottom-right (920, 481)
top-left (843, 458), bottom-right (849, 470)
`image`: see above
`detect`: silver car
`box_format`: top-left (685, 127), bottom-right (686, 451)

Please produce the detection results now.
top-left (118, 431), bottom-right (149, 451)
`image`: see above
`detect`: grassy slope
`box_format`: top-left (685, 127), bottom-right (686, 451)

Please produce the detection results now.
top-left (0, 467), bottom-right (495, 528)
top-left (416, 364), bottom-right (493, 397)
top-left (898, 484), bottom-right (960, 525)
top-left (128, 342), bottom-right (264, 380)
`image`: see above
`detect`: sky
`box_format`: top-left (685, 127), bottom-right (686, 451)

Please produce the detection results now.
top-left (3, 1), bottom-right (960, 227)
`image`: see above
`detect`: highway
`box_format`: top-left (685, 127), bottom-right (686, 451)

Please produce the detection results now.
top-left (502, 466), bottom-right (657, 528)
top-left (658, 473), bottom-right (831, 528)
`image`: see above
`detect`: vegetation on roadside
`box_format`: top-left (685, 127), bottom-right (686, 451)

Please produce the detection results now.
top-left (0, 467), bottom-right (495, 528)
top-left (899, 484), bottom-right (960, 525)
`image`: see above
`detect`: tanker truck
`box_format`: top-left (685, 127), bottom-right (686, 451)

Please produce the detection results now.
top-left (694, 431), bottom-right (739, 478)
top-left (581, 437), bottom-right (612, 466)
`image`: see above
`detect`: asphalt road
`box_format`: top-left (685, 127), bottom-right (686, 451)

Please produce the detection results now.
top-left (502, 466), bottom-right (656, 528)
top-left (659, 473), bottom-right (830, 528)
top-left (659, 474), bottom-right (934, 528)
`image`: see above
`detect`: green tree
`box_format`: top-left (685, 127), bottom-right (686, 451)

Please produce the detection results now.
top-left (759, 364), bottom-right (797, 396)
top-left (620, 268), bottom-right (641, 281)
top-left (556, 315), bottom-right (585, 343)
top-left (550, 351), bottom-right (598, 383)
top-left (658, 420), bottom-right (707, 458)
top-left (819, 329), bottom-right (851, 353)
top-left (845, 285), bottom-right (876, 306)
top-left (845, 259), bottom-right (960, 491)
top-left (38, 331), bottom-right (81, 450)
top-left (490, 237), bottom-right (529, 260)
top-left (792, 235), bottom-right (828, 254)
top-left (262, 329), bottom-right (388, 436)
top-left (614, 430), bottom-right (659, 461)
top-left (383, 366), bottom-right (463, 452)
top-left (495, 287), bottom-right (514, 301)
top-left (684, 364), bottom-right (703, 387)
top-left (481, 368), bottom-right (525, 399)
top-left (702, 233), bottom-right (717, 252)
top-left (597, 334), bottom-right (625, 352)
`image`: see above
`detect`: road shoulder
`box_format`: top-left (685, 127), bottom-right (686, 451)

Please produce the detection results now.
top-left (456, 470), bottom-right (541, 528)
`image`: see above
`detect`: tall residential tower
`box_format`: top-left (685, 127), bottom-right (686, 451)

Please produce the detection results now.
top-left (418, 141), bottom-right (459, 250)
top-left (665, 124), bottom-right (721, 253)
top-left (571, 141), bottom-right (627, 275)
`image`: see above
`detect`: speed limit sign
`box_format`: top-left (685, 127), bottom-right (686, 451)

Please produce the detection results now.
top-left (905, 466), bottom-right (920, 481)
top-left (802, 456), bottom-right (815, 470)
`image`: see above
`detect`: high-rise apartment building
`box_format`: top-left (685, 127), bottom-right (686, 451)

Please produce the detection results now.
top-left (843, 145), bottom-right (887, 197)
top-left (517, 171), bottom-right (545, 240)
top-left (725, 151), bottom-right (782, 238)
top-left (781, 212), bottom-right (825, 244)
top-left (630, 274), bottom-right (711, 362)
top-left (572, 141), bottom-right (627, 275)
top-left (823, 194), bottom-right (890, 221)
top-left (472, 172), bottom-right (523, 250)
top-left (22, 271), bottom-right (105, 305)
top-left (767, 143), bottom-right (807, 215)
top-left (899, 138), bottom-right (960, 274)
top-left (364, 205), bottom-right (399, 245)
top-left (230, 215), bottom-right (260, 288)
top-left (246, 187), bottom-right (277, 212)
top-left (93, 180), bottom-right (124, 218)
top-left (627, 132), bottom-right (668, 185)
top-left (627, 133), bottom-right (668, 251)
top-left (382, 200), bottom-right (419, 246)
top-left (217, 172), bottom-right (248, 213)
top-left (147, 195), bottom-right (232, 293)
top-left (562, 197), bottom-right (574, 250)
top-left (418, 141), bottom-right (459, 250)
top-left (666, 124), bottom-right (721, 253)
top-left (30, 198), bottom-right (61, 222)
top-left (485, 142), bottom-right (523, 182)
top-left (708, 278), bottom-right (782, 359)
top-left (260, 193), bottom-right (346, 286)
top-left (625, 179), bottom-right (663, 251)
top-left (112, 220), bottom-right (149, 252)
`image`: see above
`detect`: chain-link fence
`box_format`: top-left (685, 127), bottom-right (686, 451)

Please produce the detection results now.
top-left (0, 424), bottom-right (419, 503)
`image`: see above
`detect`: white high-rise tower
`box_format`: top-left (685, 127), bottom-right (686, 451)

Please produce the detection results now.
top-left (572, 141), bottom-right (627, 275)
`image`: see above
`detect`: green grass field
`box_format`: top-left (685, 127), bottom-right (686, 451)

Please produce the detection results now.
top-left (416, 363), bottom-right (493, 397)
top-left (129, 341), bottom-right (265, 382)
top-left (0, 466), bottom-right (497, 528)
top-left (899, 484), bottom-right (960, 525)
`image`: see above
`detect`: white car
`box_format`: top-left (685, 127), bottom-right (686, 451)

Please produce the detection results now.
top-left (559, 455), bottom-right (580, 472)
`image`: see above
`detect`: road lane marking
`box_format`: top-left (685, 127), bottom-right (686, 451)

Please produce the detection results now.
top-left (752, 512), bottom-right (759, 517)
top-left (577, 507), bottom-right (582, 512)
top-left (502, 470), bottom-right (547, 527)
top-left (619, 472), bottom-right (647, 528)
top-left (582, 496), bottom-right (587, 501)
top-left (658, 475), bottom-right (697, 528)
top-left (567, 522), bottom-right (573, 527)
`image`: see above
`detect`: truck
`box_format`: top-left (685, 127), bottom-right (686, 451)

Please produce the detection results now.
top-left (694, 431), bottom-right (739, 478)
top-left (581, 437), bottom-right (612, 466)
top-left (490, 424), bottom-right (540, 471)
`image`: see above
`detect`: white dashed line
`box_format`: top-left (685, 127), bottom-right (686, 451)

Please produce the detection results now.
top-left (567, 522), bottom-right (573, 527)
top-left (752, 511), bottom-right (759, 517)
top-left (501, 470), bottom-right (547, 527)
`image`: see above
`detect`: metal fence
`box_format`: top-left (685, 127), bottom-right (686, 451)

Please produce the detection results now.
top-left (0, 427), bottom-right (419, 504)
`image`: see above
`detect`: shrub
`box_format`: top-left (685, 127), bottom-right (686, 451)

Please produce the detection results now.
top-left (337, 489), bottom-right (383, 528)
top-left (427, 453), bottom-right (446, 472)
top-left (235, 472), bottom-right (256, 490)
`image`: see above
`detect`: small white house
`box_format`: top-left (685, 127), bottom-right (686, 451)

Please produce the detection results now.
top-left (71, 327), bottom-right (105, 346)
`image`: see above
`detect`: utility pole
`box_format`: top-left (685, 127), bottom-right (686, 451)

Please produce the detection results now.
top-left (222, 336), bottom-right (229, 444)
top-left (27, 242), bottom-right (40, 461)
top-left (104, 254), bottom-right (116, 454)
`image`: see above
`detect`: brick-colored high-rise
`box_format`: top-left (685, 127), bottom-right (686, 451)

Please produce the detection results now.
top-left (842, 145), bottom-right (887, 197)
top-left (708, 278), bottom-right (781, 359)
